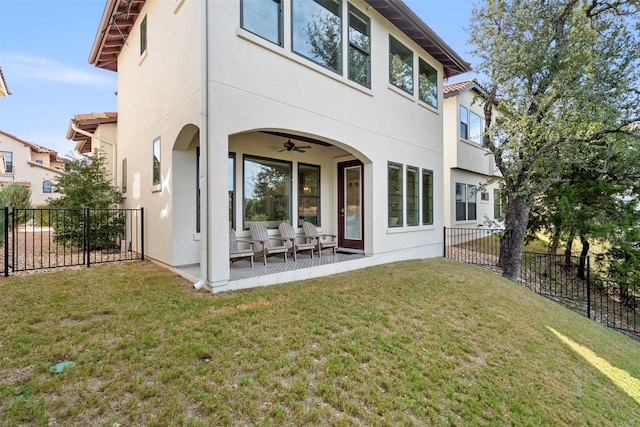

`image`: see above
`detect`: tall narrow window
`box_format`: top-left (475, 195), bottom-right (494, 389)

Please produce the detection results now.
top-left (455, 182), bottom-right (467, 221)
top-left (460, 105), bottom-right (469, 139)
top-left (467, 184), bottom-right (477, 221)
top-left (241, 0), bottom-right (283, 46)
top-left (469, 110), bottom-right (482, 145)
top-left (494, 188), bottom-right (505, 220)
top-left (244, 156), bottom-right (291, 229)
top-left (140, 15), bottom-right (147, 55)
top-left (292, 0), bottom-right (342, 73)
top-left (389, 36), bottom-right (413, 94)
top-left (422, 169), bottom-right (433, 225)
top-left (1, 151), bottom-right (13, 173)
top-left (406, 166), bottom-right (419, 226)
top-left (42, 180), bottom-right (52, 194)
top-left (228, 152), bottom-right (235, 230)
top-left (299, 163), bottom-right (320, 226)
top-left (122, 158), bottom-right (127, 194)
top-left (348, 5), bottom-right (370, 87)
top-left (418, 58), bottom-right (437, 108)
top-left (152, 138), bottom-right (161, 186)
top-left (388, 162), bottom-right (403, 227)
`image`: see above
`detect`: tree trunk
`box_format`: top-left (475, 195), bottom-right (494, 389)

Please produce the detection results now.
top-left (500, 194), bottom-right (530, 281)
top-left (564, 229), bottom-right (575, 268)
top-left (578, 234), bottom-right (589, 280)
top-left (546, 226), bottom-right (562, 277)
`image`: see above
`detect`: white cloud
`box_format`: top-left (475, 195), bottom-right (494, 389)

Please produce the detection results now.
top-left (3, 52), bottom-right (116, 88)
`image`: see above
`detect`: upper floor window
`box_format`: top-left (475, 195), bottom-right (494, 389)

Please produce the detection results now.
top-left (140, 15), bottom-right (147, 56)
top-left (35, 160), bottom-right (43, 165)
top-left (460, 105), bottom-right (484, 145)
top-left (241, 0), bottom-right (283, 46)
top-left (152, 137), bottom-right (161, 186)
top-left (418, 58), bottom-right (437, 108)
top-left (43, 180), bottom-right (52, 194)
top-left (1, 151), bottom-right (13, 173)
top-left (348, 5), bottom-right (370, 88)
top-left (292, 0), bottom-right (342, 74)
top-left (460, 106), bottom-right (469, 139)
top-left (389, 36), bottom-right (413, 94)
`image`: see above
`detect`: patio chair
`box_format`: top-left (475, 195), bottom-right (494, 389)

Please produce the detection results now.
top-left (302, 221), bottom-right (337, 258)
top-left (229, 228), bottom-right (254, 267)
top-left (249, 223), bottom-right (289, 265)
top-left (279, 222), bottom-right (315, 261)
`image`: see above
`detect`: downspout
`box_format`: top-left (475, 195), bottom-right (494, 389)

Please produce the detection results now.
top-left (193, 0), bottom-right (209, 290)
top-left (69, 122), bottom-right (117, 182)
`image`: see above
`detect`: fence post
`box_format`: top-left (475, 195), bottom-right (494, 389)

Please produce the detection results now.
top-left (443, 227), bottom-right (446, 258)
top-left (586, 256), bottom-right (591, 319)
top-left (3, 206), bottom-right (8, 277)
top-left (85, 208), bottom-right (91, 268)
top-left (140, 208), bottom-right (144, 261)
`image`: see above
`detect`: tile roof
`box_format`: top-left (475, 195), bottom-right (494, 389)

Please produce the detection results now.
top-left (443, 78), bottom-right (480, 97)
top-left (0, 129), bottom-right (62, 162)
top-left (0, 66), bottom-right (10, 97)
top-left (66, 112), bottom-right (118, 153)
top-left (90, 0), bottom-right (470, 77)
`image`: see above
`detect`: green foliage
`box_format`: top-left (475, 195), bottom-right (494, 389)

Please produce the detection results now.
top-left (0, 184), bottom-right (32, 245)
top-left (47, 150), bottom-right (123, 249)
top-left (469, 0), bottom-right (640, 278)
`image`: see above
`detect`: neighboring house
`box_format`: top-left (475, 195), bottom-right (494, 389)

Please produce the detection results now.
top-left (88, 0), bottom-right (470, 291)
top-left (0, 66), bottom-right (10, 97)
top-left (67, 112), bottom-right (118, 181)
top-left (0, 130), bottom-right (65, 204)
top-left (443, 79), bottom-right (504, 228)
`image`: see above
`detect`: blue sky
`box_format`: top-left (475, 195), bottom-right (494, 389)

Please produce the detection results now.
top-left (0, 0), bottom-right (475, 156)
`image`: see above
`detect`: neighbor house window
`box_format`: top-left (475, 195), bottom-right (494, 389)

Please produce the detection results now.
top-left (406, 166), bottom-right (419, 226)
top-left (152, 137), bottom-right (161, 186)
top-left (35, 160), bottom-right (43, 165)
top-left (389, 36), bottom-right (413, 94)
top-left (228, 152), bottom-right (235, 230)
top-left (469, 110), bottom-right (482, 145)
top-left (467, 185), bottom-right (477, 220)
top-left (348, 5), bottom-right (370, 87)
top-left (292, 0), bottom-right (342, 74)
top-left (244, 155), bottom-right (291, 229)
top-left (1, 151), bottom-right (13, 173)
top-left (422, 169), bottom-right (433, 225)
top-left (388, 162), bottom-right (403, 227)
top-left (494, 188), bottom-right (505, 220)
top-left (418, 58), bottom-right (437, 108)
top-left (122, 158), bottom-right (127, 193)
top-left (456, 183), bottom-right (477, 221)
top-left (481, 191), bottom-right (489, 201)
top-left (42, 180), bottom-right (52, 194)
top-left (460, 106), bottom-right (469, 139)
top-left (140, 15), bottom-right (147, 55)
top-left (241, 0), bottom-right (283, 46)
top-left (299, 163), bottom-right (320, 226)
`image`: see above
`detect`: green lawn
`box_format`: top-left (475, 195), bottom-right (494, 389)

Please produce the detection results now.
top-left (1, 259), bottom-right (639, 426)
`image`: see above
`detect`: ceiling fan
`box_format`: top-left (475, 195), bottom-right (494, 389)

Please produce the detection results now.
top-left (279, 139), bottom-right (311, 153)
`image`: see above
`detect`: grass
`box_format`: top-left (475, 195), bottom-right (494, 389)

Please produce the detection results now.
top-left (1, 259), bottom-right (639, 426)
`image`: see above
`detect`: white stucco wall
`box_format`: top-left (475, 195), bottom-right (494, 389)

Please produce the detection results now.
top-left (113, 0), bottom-right (462, 289)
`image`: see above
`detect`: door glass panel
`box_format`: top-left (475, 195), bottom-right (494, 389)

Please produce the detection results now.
top-left (344, 166), bottom-right (361, 240)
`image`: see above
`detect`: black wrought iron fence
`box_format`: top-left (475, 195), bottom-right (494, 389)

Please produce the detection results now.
top-left (444, 227), bottom-right (640, 339)
top-left (1, 207), bottom-right (144, 276)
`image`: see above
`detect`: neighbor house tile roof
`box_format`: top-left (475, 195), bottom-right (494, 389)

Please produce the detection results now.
top-left (443, 79), bottom-right (480, 97)
top-left (66, 112), bottom-right (118, 153)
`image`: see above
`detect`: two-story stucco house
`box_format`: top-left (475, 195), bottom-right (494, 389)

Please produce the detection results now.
top-left (88, 0), bottom-right (470, 292)
top-left (0, 130), bottom-right (65, 205)
top-left (443, 79), bottom-right (503, 229)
